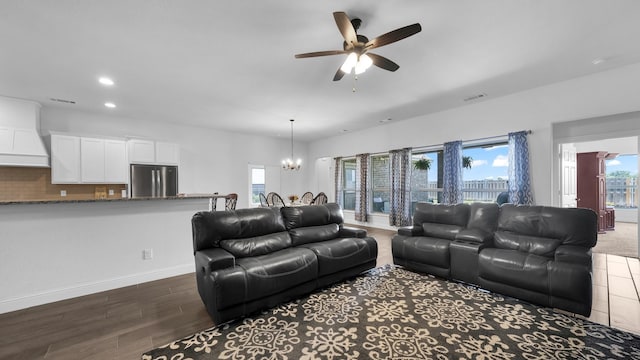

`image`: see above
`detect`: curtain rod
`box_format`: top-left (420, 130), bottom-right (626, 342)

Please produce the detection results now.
top-left (344, 130), bottom-right (532, 158)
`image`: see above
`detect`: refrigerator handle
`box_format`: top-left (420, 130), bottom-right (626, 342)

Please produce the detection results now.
top-left (157, 169), bottom-right (162, 197)
top-left (151, 169), bottom-right (156, 197)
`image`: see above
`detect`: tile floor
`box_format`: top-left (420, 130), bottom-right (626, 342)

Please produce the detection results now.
top-left (589, 253), bottom-right (640, 335)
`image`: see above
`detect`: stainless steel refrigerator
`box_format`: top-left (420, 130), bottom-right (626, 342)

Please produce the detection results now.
top-left (130, 164), bottom-right (178, 198)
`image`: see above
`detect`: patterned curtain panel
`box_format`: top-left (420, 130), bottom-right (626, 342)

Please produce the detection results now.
top-left (508, 131), bottom-right (534, 204)
top-left (389, 148), bottom-right (412, 226)
top-left (334, 157), bottom-right (343, 207)
top-left (354, 154), bottom-right (369, 222)
top-left (442, 140), bottom-right (463, 204)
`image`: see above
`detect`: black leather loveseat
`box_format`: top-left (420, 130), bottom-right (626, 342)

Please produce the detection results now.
top-left (393, 202), bottom-right (597, 316)
top-left (192, 203), bottom-right (378, 323)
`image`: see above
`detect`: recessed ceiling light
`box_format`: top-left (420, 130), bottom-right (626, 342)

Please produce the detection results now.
top-left (104, 102), bottom-right (116, 108)
top-left (591, 58), bottom-right (606, 65)
top-left (98, 77), bottom-right (114, 86)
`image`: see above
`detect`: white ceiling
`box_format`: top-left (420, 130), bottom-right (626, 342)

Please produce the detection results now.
top-left (1, 1), bottom-right (640, 141)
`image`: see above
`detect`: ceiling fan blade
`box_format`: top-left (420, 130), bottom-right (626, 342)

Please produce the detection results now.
top-left (333, 68), bottom-right (346, 81)
top-left (295, 50), bottom-right (347, 58)
top-left (333, 12), bottom-right (357, 46)
top-left (367, 53), bottom-right (400, 72)
top-left (366, 23), bottom-right (422, 50)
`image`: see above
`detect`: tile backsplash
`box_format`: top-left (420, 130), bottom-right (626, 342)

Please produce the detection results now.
top-left (0, 167), bottom-right (126, 201)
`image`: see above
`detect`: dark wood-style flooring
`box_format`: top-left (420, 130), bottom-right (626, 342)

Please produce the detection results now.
top-left (1, 226), bottom-right (636, 359)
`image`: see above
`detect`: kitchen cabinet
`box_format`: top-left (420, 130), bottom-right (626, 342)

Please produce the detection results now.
top-left (127, 139), bottom-right (155, 164)
top-left (80, 138), bottom-right (128, 183)
top-left (51, 134), bottom-right (81, 183)
top-left (128, 139), bottom-right (179, 165)
top-left (104, 139), bottom-right (128, 183)
top-left (155, 141), bottom-right (179, 165)
top-left (51, 134), bottom-right (128, 184)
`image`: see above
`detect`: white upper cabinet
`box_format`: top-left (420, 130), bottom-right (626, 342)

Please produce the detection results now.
top-left (51, 134), bottom-right (81, 184)
top-left (155, 141), bottom-right (180, 165)
top-left (127, 139), bottom-right (155, 164)
top-left (128, 139), bottom-right (179, 165)
top-left (51, 134), bottom-right (128, 184)
top-left (104, 139), bottom-right (128, 183)
top-left (80, 137), bottom-right (105, 183)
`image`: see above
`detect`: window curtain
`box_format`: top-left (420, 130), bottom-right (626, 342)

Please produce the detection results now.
top-left (334, 157), bottom-right (343, 207)
top-left (508, 131), bottom-right (534, 204)
top-left (389, 148), bottom-right (412, 226)
top-left (354, 153), bottom-right (369, 222)
top-left (442, 140), bottom-right (463, 204)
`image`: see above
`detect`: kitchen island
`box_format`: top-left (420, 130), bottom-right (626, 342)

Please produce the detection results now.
top-left (0, 195), bottom-right (218, 314)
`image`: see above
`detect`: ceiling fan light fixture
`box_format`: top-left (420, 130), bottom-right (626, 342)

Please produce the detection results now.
top-left (340, 52), bottom-right (358, 73)
top-left (354, 54), bottom-right (373, 74)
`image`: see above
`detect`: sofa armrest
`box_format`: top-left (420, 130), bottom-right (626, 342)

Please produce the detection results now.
top-left (195, 248), bottom-right (236, 275)
top-left (397, 226), bottom-right (423, 236)
top-left (455, 228), bottom-right (493, 245)
top-left (339, 226), bottom-right (367, 238)
top-left (554, 245), bottom-right (592, 267)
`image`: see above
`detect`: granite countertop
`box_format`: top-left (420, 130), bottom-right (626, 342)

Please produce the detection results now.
top-left (0, 194), bottom-right (218, 205)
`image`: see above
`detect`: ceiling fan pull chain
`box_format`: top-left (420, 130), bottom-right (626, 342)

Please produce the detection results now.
top-left (352, 73), bottom-right (358, 93)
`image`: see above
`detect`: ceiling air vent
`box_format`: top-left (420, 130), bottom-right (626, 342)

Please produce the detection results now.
top-left (463, 93), bottom-right (487, 102)
top-left (50, 98), bottom-right (76, 104)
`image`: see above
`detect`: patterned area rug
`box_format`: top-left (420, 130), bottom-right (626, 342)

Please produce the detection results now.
top-left (142, 265), bottom-right (640, 359)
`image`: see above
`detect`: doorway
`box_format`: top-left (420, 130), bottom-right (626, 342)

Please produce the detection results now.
top-left (558, 136), bottom-right (638, 257)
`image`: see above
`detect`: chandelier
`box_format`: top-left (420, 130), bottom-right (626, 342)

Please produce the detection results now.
top-left (282, 119), bottom-right (301, 171)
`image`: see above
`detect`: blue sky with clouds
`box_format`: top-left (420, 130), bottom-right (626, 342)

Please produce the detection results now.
top-left (420, 147), bottom-right (637, 181)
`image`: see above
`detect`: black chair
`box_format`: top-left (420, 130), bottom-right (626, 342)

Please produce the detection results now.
top-left (267, 192), bottom-right (285, 207)
top-left (311, 192), bottom-right (328, 205)
top-left (225, 193), bottom-right (238, 211)
top-left (300, 192), bottom-right (314, 205)
top-left (259, 193), bottom-right (269, 207)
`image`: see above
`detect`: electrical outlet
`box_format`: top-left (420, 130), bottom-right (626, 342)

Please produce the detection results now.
top-left (143, 249), bottom-right (153, 260)
top-left (60, 190), bottom-right (67, 197)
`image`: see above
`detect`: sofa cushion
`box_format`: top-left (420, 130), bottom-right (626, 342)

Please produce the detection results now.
top-left (493, 231), bottom-right (562, 257)
top-left (192, 207), bottom-right (285, 251)
top-left (413, 202), bottom-right (469, 227)
top-left (392, 236), bottom-right (451, 269)
top-left (422, 223), bottom-right (463, 240)
top-left (478, 248), bottom-right (549, 294)
top-left (289, 223), bottom-right (339, 246)
top-left (467, 202), bottom-right (499, 232)
top-left (498, 204), bottom-right (597, 248)
top-left (300, 237), bottom-right (377, 276)
top-left (234, 248), bottom-right (318, 303)
top-left (219, 231), bottom-right (291, 257)
top-left (281, 203), bottom-right (343, 229)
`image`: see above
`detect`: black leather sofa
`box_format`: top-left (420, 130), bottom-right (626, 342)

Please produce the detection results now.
top-left (393, 202), bottom-right (597, 316)
top-left (192, 203), bottom-right (378, 324)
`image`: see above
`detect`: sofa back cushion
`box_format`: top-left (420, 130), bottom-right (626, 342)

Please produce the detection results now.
top-left (413, 203), bottom-right (469, 240)
top-left (289, 223), bottom-right (340, 246)
top-left (467, 202), bottom-right (499, 232)
top-left (219, 231), bottom-right (291, 257)
top-left (493, 232), bottom-right (562, 257)
top-left (281, 203), bottom-right (343, 230)
top-left (496, 204), bottom-right (597, 254)
top-left (191, 207), bottom-right (285, 252)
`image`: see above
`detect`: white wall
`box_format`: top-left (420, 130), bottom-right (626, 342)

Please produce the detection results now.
top-left (308, 62), bottom-right (640, 222)
top-left (40, 107), bottom-right (310, 205)
top-left (0, 199), bottom-right (208, 313)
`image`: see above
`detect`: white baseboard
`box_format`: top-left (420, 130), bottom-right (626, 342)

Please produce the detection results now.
top-left (0, 263), bottom-right (194, 314)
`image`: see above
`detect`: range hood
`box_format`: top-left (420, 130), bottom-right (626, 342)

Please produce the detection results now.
top-left (0, 96), bottom-right (50, 167)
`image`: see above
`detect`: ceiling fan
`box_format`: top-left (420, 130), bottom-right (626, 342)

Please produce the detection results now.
top-left (295, 12), bottom-right (422, 81)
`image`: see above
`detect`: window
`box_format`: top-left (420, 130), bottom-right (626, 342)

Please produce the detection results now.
top-left (606, 154), bottom-right (638, 209)
top-left (249, 165), bottom-right (265, 206)
top-left (371, 155), bottom-right (390, 213)
top-left (462, 143), bottom-right (509, 203)
top-left (342, 158), bottom-right (356, 210)
top-left (410, 150), bottom-right (442, 210)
